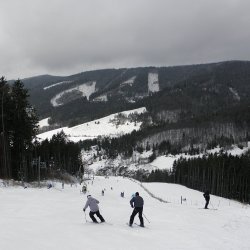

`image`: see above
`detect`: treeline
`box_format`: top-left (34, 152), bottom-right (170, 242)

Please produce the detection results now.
top-left (79, 130), bottom-right (184, 160)
top-left (33, 131), bottom-right (82, 180)
top-left (0, 77), bottom-right (38, 181)
top-left (142, 153), bottom-right (250, 203)
top-left (79, 133), bottom-right (137, 159)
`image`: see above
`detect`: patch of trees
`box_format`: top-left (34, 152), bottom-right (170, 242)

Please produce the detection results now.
top-left (33, 131), bottom-right (82, 180)
top-left (141, 153), bottom-right (250, 203)
top-left (0, 77), bottom-right (38, 181)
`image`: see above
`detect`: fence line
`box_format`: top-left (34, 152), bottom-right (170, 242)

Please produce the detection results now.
top-left (128, 177), bottom-right (169, 204)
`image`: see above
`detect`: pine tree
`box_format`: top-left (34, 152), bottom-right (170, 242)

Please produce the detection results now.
top-left (0, 77), bottom-right (11, 179)
top-left (8, 79), bottom-right (38, 180)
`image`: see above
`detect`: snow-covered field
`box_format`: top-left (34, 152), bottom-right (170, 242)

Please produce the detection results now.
top-left (37, 107), bottom-right (146, 142)
top-left (149, 144), bottom-right (250, 171)
top-left (38, 117), bottom-right (50, 128)
top-left (0, 176), bottom-right (249, 250)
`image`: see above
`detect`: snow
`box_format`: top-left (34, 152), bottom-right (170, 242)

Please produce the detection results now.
top-left (148, 72), bottom-right (159, 93)
top-left (0, 176), bottom-right (249, 250)
top-left (120, 76), bottom-right (136, 87)
top-left (229, 87), bottom-right (241, 101)
top-left (38, 117), bottom-right (50, 128)
top-left (93, 94), bottom-right (108, 102)
top-left (151, 155), bottom-right (176, 170)
top-left (81, 143), bottom-right (250, 175)
top-left (149, 144), bottom-right (250, 171)
top-left (37, 107), bottom-right (147, 142)
top-left (50, 81), bottom-right (96, 107)
top-left (43, 81), bottom-right (72, 90)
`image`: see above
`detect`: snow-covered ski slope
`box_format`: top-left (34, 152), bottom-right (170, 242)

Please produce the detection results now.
top-left (37, 107), bottom-right (146, 142)
top-left (1, 176), bottom-right (249, 250)
top-left (50, 81), bottom-right (96, 107)
top-left (44, 80), bottom-right (72, 90)
top-left (148, 72), bottom-right (159, 93)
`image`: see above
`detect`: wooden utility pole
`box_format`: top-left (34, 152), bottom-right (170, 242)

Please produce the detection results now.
top-left (38, 156), bottom-right (41, 188)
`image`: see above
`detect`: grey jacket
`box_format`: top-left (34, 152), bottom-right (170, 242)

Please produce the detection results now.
top-left (130, 195), bottom-right (144, 208)
top-left (83, 196), bottom-right (100, 212)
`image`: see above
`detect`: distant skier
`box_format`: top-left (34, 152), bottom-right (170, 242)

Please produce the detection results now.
top-left (203, 190), bottom-right (210, 209)
top-left (83, 195), bottom-right (105, 223)
top-left (129, 192), bottom-right (144, 227)
top-left (121, 192), bottom-right (124, 198)
top-left (102, 190), bottom-right (104, 196)
top-left (82, 185), bottom-right (87, 194)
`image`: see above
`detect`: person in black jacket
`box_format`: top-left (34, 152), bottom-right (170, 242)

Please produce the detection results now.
top-left (203, 190), bottom-right (210, 209)
top-left (129, 192), bottom-right (144, 227)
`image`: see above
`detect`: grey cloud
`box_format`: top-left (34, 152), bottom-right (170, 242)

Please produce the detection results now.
top-left (1, 0), bottom-right (250, 79)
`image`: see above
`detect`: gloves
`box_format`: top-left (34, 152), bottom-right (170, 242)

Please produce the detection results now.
top-left (83, 208), bottom-right (85, 212)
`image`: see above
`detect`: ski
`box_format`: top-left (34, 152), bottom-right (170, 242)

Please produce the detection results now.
top-left (85, 221), bottom-right (113, 225)
top-left (126, 223), bottom-right (133, 227)
top-left (100, 222), bottom-right (113, 226)
top-left (134, 223), bottom-right (147, 228)
top-left (198, 208), bottom-right (218, 210)
top-left (127, 222), bottom-right (147, 228)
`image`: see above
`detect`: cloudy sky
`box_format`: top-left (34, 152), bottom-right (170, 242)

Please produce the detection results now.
top-left (1, 0), bottom-right (250, 79)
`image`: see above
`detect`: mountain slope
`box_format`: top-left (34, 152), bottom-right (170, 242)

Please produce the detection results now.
top-left (19, 60), bottom-right (250, 150)
top-left (21, 61), bottom-right (250, 125)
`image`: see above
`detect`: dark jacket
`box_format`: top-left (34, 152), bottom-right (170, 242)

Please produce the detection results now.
top-left (130, 195), bottom-right (144, 208)
top-left (203, 191), bottom-right (210, 201)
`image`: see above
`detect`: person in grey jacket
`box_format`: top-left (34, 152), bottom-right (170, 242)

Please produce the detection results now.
top-left (129, 192), bottom-right (144, 227)
top-left (83, 195), bottom-right (105, 223)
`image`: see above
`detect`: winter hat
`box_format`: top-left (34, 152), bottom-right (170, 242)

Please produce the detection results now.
top-left (135, 192), bottom-right (139, 196)
top-left (87, 195), bottom-right (91, 198)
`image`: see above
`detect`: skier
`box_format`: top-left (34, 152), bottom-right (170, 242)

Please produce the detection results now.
top-left (203, 190), bottom-right (210, 209)
top-left (82, 185), bottom-right (87, 194)
top-left (129, 192), bottom-right (144, 227)
top-left (102, 189), bottom-right (104, 196)
top-left (83, 195), bottom-right (105, 223)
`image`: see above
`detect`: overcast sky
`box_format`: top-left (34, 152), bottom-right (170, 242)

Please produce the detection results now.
top-left (1, 0), bottom-right (250, 79)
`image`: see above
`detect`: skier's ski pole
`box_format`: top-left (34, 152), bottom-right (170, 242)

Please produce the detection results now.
top-left (84, 211), bottom-right (87, 223)
top-left (143, 213), bottom-right (150, 224)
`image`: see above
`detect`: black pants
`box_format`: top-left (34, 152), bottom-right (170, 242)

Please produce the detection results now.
top-left (129, 207), bottom-right (144, 226)
top-left (89, 210), bottom-right (105, 222)
top-left (205, 199), bottom-right (210, 209)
